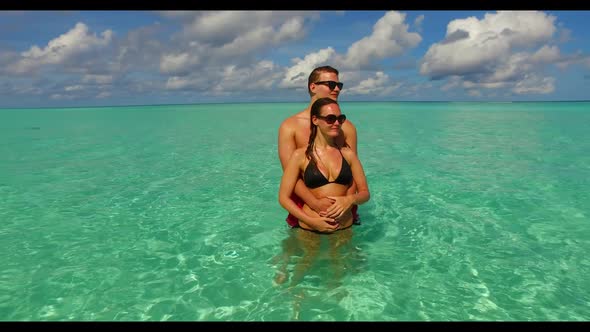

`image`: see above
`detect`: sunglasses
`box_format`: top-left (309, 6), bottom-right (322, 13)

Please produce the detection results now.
top-left (314, 81), bottom-right (344, 90)
top-left (317, 114), bottom-right (347, 124)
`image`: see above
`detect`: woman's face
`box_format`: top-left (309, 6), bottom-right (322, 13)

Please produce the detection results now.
top-left (313, 103), bottom-right (345, 137)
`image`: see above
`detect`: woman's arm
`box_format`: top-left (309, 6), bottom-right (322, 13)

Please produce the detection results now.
top-left (279, 121), bottom-right (333, 213)
top-left (325, 148), bottom-right (370, 218)
top-left (279, 149), bottom-right (337, 229)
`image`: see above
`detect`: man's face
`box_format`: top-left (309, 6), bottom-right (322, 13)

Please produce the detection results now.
top-left (311, 72), bottom-right (341, 100)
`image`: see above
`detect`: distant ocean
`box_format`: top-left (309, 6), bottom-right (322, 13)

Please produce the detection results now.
top-left (1, 101), bottom-right (589, 321)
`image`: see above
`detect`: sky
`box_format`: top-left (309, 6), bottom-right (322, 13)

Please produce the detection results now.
top-left (1, 10), bottom-right (590, 108)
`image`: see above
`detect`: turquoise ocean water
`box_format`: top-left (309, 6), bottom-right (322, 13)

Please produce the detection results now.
top-left (1, 102), bottom-right (589, 321)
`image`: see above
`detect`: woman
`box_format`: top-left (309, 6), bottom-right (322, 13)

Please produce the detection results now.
top-left (279, 97), bottom-right (370, 233)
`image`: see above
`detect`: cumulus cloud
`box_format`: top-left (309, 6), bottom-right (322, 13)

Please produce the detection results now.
top-left (64, 85), bottom-right (84, 92)
top-left (279, 48), bottom-right (336, 89)
top-left (420, 11), bottom-right (557, 80)
top-left (529, 45), bottom-right (561, 63)
top-left (160, 51), bottom-right (201, 76)
top-left (343, 11), bottom-right (421, 68)
top-left (9, 22), bottom-right (113, 74)
top-left (162, 60), bottom-right (282, 93)
top-left (512, 74), bottom-right (555, 94)
top-left (161, 11), bottom-right (314, 62)
top-left (50, 93), bottom-right (75, 100)
top-left (113, 24), bottom-right (164, 74)
top-left (154, 11), bottom-right (319, 86)
top-left (281, 11), bottom-right (421, 95)
top-left (82, 74), bottom-right (113, 84)
top-left (165, 76), bottom-right (207, 91)
top-left (0, 51), bottom-right (19, 75)
top-left (161, 11), bottom-right (422, 98)
top-left (414, 15), bottom-right (425, 32)
top-left (210, 60), bottom-right (283, 95)
top-left (420, 11), bottom-right (564, 96)
top-left (176, 11), bottom-right (314, 46)
top-left (346, 71), bottom-right (401, 96)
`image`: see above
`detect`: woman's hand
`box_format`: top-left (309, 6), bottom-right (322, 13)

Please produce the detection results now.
top-left (309, 216), bottom-right (340, 233)
top-left (311, 197), bottom-right (335, 214)
top-left (321, 195), bottom-right (354, 219)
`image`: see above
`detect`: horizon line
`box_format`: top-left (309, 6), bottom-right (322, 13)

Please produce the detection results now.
top-left (1, 99), bottom-right (590, 110)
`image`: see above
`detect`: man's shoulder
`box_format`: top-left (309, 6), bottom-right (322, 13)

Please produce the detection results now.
top-left (340, 145), bottom-right (355, 157)
top-left (342, 119), bottom-right (357, 133)
top-left (343, 118), bottom-right (356, 128)
top-left (291, 147), bottom-right (307, 159)
top-left (280, 110), bottom-right (308, 129)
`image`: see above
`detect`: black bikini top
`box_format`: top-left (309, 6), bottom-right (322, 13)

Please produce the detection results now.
top-left (303, 150), bottom-right (353, 189)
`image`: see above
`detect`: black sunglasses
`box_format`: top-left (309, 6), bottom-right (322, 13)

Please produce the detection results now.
top-left (317, 114), bottom-right (346, 124)
top-left (314, 81), bottom-right (344, 90)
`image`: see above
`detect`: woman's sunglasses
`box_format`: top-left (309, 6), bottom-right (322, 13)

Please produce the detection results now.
top-left (314, 81), bottom-right (344, 90)
top-left (317, 114), bottom-right (347, 124)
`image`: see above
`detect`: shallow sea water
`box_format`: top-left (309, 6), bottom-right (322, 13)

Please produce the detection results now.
top-left (1, 102), bottom-right (589, 321)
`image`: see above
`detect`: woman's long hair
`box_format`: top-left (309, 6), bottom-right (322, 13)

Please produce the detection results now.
top-left (305, 97), bottom-right (339, 164)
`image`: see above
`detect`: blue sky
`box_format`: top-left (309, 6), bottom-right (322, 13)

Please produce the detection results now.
top-left (1, 10), bottom-right (589, 108)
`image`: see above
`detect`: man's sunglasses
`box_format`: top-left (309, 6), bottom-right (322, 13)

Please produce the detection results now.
top-left (314, 81), bottom-right (344, 90)
top-left (316, 114), bottom-right (347, 124)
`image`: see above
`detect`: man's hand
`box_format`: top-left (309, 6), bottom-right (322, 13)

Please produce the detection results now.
top-left (310, 197), bottom-right (335, 214)
top-left (310, 216), bottom-right (340, 233)
top-left (321, 195), bottom-right (354, 219)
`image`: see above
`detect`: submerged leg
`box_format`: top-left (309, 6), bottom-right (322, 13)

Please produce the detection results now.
top-left (289, 229), bottom-right (321, 287)
top-left (327, 227), bottom-right (353, 290)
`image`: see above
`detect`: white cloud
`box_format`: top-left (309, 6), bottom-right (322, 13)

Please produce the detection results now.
top-left (468, 89), bottom-right (483, 97)
top-left (114, 23), bottom-right (165, 73)
top-left (414, 14), bottom-right (425, 31)
top-left (180, 11), bottom-right (313, 44)
top-left (418, 11), bottom-right (568, 96)
top-left (530, 45), bottom-right (561, 63)
top-left (50, 93), bottom-right (75, 100)
top-left (168, 11), bottom-right (313, 60)
top-left (512, 74), bottom-right (555, 94)
top-left (64, 85), bottom-right (84, 92)
top-left (82, 74), bottom-right (113, 84)
top-left (343, 11), bottom-right (421, 68)
top-left (347, 71), bottom-right (401, 96)
top-left (280, 47), bottom-right (336, 89)
top-left (280, 11), bottom-right (421, 90)
top-left (10, 22), bottom-right (113, 74)
top-left (279, 11), bottom-right (423, 95)
top-left (441, 76), bottom-right (462, 91)
top-left (463, 80), bottom-right (508, 89)
top-left (420, 11), bottom-right (557, 79)
top-left (160, 52), bottom-right (200, 75)
top-left (210, 60), bottom-right (282, 95)
top-left (96, 91), bottom-right (111, 99)
top-left (216, 17), bottom-right (306, 57)
top-left (165, 76), bottom-right (199, 90)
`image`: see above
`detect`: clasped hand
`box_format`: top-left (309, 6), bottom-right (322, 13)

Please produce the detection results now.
top-left (318, 195), bottom-right (353, 219)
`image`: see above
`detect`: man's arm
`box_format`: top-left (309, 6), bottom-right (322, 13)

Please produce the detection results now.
top-left (343, 121), bottom-right (358, 155)
top-left (324, 120), bottom-right (359, 218)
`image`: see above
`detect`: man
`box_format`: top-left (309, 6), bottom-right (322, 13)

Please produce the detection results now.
top-left (278, 65), bottom-right (360, 227)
